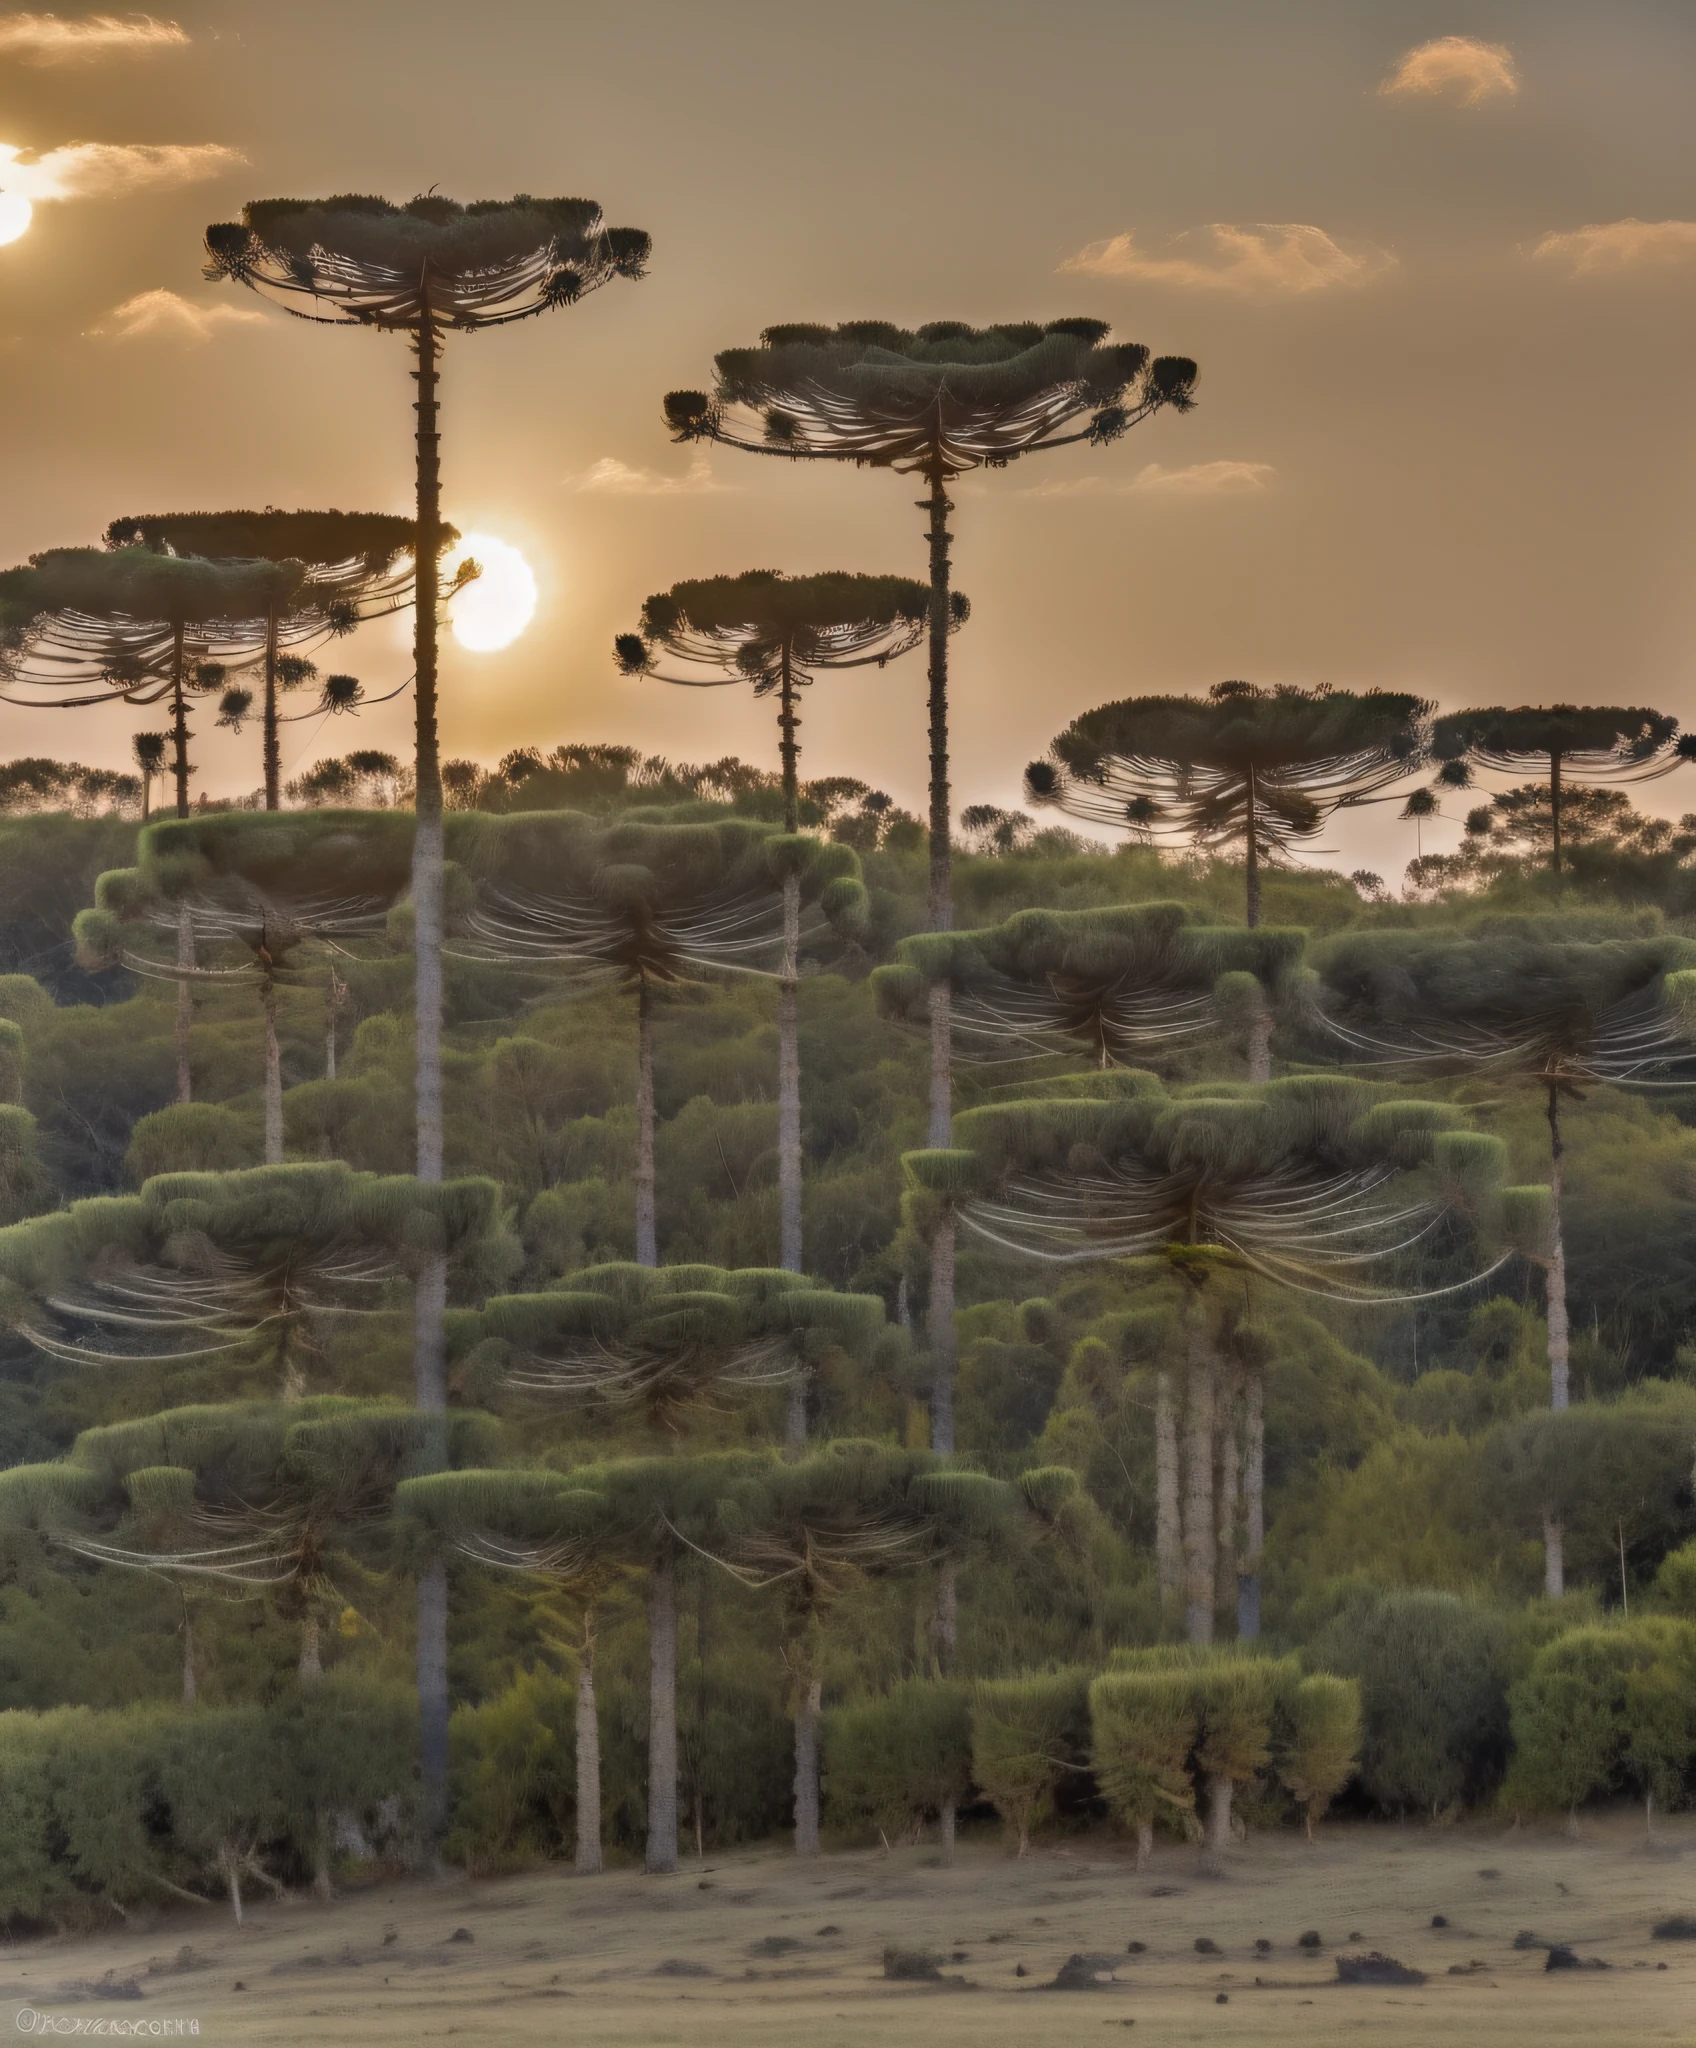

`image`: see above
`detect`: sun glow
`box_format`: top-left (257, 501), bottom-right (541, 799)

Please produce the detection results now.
top-left (0, 191), bottom-right (33, 245)
top-left (446, 533), bottom-right (537, 653)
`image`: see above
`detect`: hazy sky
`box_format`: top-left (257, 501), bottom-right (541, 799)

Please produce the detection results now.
top-left (3, 0), bottom-right (1696, 876)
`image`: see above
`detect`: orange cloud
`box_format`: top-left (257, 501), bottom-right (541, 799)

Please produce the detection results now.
top-left (1029, 460), bottom-right (1275, 499)
top-left (87, 289), bottom-right (262, 342)
top-left (0, 13), bottom-right (187, 62)
top-left (1060, 223), bottom-right (1391, 295)
top-left (571, 454), bottom-right (732, 495)
top-left (1532, 218), bottom-right (1696, 275)
top-left (1379, 35), bottom-right (1518, 107)
top-left (0, 139), bottom-right (240, 202)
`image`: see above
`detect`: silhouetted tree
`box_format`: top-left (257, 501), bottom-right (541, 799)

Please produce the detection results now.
top-left (666, 319), bottom-right (1196, 1453)
top-left (617, 570), bottom-right (953, 1271)
top-left (1432, 704), bottom-right (1695, 877)
top-left (207, 192), bottom-right (649, 1817)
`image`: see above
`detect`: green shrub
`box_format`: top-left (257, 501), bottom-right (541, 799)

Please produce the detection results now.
top-left (970, 1669), bottom-right (1090, 1854)
top-left (823, 1678), bottom-right (971, 1843)
top-left (1089, 1668), bottom-right (1197, 1864)
top-left (1305, 1587), bottom-right (1512, 1815)
top-left (1280, 1674), bottom-right (1362, 1838)
top-left (447, 1668), bottom-right (575, 1872)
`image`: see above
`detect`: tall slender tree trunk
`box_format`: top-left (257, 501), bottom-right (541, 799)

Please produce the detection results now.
top-left (169, 624), bottom-right (196, 1105)
top-left (1215, 1364), bottom-right (1240, 1626)
top-left (793, 1672), bottom-right (822, 1857)
top-left (1135, 1819), bottom-right (1154, 1871)
top-left (1183, 1326), bottom-right (1217, 1646)
top-left (646, 1555), bottom-right (679, 1874)
top-left (1155, 1367), bottom-right (1182, 1618)
top-left (409, 297), bottom-right (453, 1829)
top-left (635, 980), bottom-right (657, 1267)
top-left (1203, 1773), bottom-right (1234, 1870)
top-left (1549, 750), bottom-right (1563, 879)
top-left (263, 979), bottom-right (283, 1165)
top-left (575, 1612), bottom-right (603, 1876)
top-left (298, 1612), bottom-right (322, 1683)
top-left (1237, 1363), bottom-right (1265, 1640)
top-left (921, 462), bottom-right (959, 1456)
top-left (1543, 1079), bottom-right (1570, 1598)
top-left (174, 906), bottom-right (194, 1106)
top-left (262, 602), bottom-right (281, 812)
top-left (1243, 766), bottom-right (1261, 930)
top-left (776, 644), bottom-right (805, 1276)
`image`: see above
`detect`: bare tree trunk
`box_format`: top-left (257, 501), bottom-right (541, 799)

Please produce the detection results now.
top-left (646, 1556), bottom-right (679, 1874)
top-left (313, 1815), bottom-right (333, 1902)
top-left (635, 980), bottom-right (657, 1268)
top-left (1203, 1773), bottom-right (1233, 1870)
top-left (1246, 991), bottom-right (1273, 1083)
top-left (1544, 1082), bottom-right (1569, 1598)
top-left (778, 880), bottom-right (803, 1274)
top-left (575, 1613), bottom-right (602, 1876)
top-left (174, 906), bottom-right (194, 1105)
top-left (411, 300), bottom-right (451, 1833)
top-left (784, 1375), bottom-right (808, 1454)
top-left (1156, 1367), bottom-right (1182, 1618)
top-left (793, 1674), bottom-right (822, 1857)
top-left (1237, 1363), bottom-right (1265, 1641)
top-left (298, 1612), bottom-right (322, 1683)
top-left (1215, 1365), bottom-right (1240, 1627)
top-left (1183, 1335), bottom-right (1217, 1646)
top-left (262, 602), bottom-right (280, 813)
top-left (223, 1852), bottom-right (243, 1927)
top-left (1135, 1819), bottom-right (1154, 1871)
top-left (939, 1796), bottom-right (957, 1867)
top-left (928, 1195), bottom-right (956, 1455)
top-left (263, 980), bottom-right (283, 1165)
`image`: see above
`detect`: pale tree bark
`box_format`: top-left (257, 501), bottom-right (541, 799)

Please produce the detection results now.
top-left (635, 980), bottom-right (658, 1268)
top-left (174, 907), bottom-right (195, 1106)
top-left (1155, 1368), bottom-right (1182, 1617)
top-left (298, 1612), bottom-right (322, 1683)
top-left (646, 1556), bottom-right (679, 1874)
top-left (575, 1611), bottom-right (603, 1876)
top-left (1246, 992), bottom-right (1273, 1083)
top-left (1544, 1081), bottom-right (1570, 1599)
top-left (1183, 1333), bottom-right (1217, 1646)
top-left (1135, 1820), bottom-right (1154, 1871)
top-left (938, 1795), bottom-right (957, 1867)
top-left (1237, 1365), bottom-right (1265, 1640)
top-left (1203, 1773), bottom-right (1234, 1871)
top-left (263, 980), bottom-right (284, 1165)
top-left (792, 1673), bottom-right (822, 1857)
top-left (1215, 1363), bottom-right (1241, 1624)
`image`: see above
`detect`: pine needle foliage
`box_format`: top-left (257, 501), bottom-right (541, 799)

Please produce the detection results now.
top-left (971, 1668), bottom-right (1092, 1854)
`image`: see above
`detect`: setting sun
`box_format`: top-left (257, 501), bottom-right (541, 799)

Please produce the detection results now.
top-left (445, 532), bottom-right (537, 652)
top-left (0, 191), bottom-right (32, 246)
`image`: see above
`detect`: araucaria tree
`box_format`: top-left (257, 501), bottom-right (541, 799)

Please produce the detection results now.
top-left (454, 811), bottom-right (865, 1269)
top-left (907, 1072), bottom-right (1514, 1639)
top-left (1431, 704), bottom-right (1694, 878)
top-left (664, 319), bottom-right (1197, 1454)
top-left (1027, 680), bottom-right (1430, 943)
top-left (1309, 914), bottom-right (1696, 1595)
top-left (106, 509), bottom-right (440, 811)
top-left (616, 570), bottom-right (954, 1273)
top-left (205, 191), bottom-right (650, 1815)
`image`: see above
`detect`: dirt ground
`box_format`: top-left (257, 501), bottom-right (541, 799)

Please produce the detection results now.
top-left (4, 1812), bottom-right (1696, 2047)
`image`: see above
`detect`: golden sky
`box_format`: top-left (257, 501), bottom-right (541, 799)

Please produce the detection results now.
top-left (3, 1), bottom-right (1695, 875)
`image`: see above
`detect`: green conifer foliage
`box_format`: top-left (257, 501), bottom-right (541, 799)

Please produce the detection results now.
top-left (970, 1668), bottom-right (1091, 1855)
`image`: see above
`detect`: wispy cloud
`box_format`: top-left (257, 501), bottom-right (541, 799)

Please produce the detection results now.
top-left (570, 454), bottom-right (733, 495)
top-left (1531, 218), bottom-right (1696, 276)
top-left (0, 12), bottom-right (186, 62)
top-left (87, 288), bottom-right (262, 343)
top-left (1379, 35), bottom-right (1519, 107)
top-left (1060, 223), bottom-right (1392, 295)
top-left (1029, 459), bottom-right (1275, 499)
top-left (0, 138), bottom-right (240, 203)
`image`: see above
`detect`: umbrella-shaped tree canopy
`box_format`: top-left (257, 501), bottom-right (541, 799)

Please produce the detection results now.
top-left (1308, 917), bottom-right (1696, 1086)
top-left (471, 1261), bottom-right (889, 1430)
top-left (204, 193), bottom-right (650, 329)
top-left (0, 1163), bottom-right (512, 1399)
top-left (872, 902), bottom-right (1303, 1067)
top-left (0, 548), bottom-right (305, 704)
top-left (906, 1071), bottom-right (1512, 1299)
top-left (1429, 704), bottom-right (1694, 876)
top-left (664, 319), bottom-right (1197, 476)
top-left (1026, 682), bottom-right (1432, 926)
top-left (617, 571), bottom-right (943, 691)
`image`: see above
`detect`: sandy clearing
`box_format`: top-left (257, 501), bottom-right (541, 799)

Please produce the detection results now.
top-left (2, 1812), bottom-right (1694, 2047)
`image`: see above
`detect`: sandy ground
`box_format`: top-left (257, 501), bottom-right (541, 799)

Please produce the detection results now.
top-left (4, 1813), bottom-right (1695, 2047)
